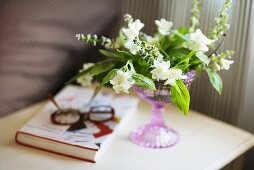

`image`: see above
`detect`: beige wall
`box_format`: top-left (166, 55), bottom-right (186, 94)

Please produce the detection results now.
top-left (238, 1), bottom-right (254, 133)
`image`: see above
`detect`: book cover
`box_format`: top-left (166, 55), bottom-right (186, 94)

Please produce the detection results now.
top-left (16, 85), bottom-right (139, 162)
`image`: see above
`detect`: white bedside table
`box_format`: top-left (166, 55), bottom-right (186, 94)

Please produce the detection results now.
top-left (0, 100), bottom-right (253, 170)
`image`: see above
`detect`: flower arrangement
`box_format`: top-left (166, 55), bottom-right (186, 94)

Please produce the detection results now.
top-left (68, 0), bottom-right (234, 114)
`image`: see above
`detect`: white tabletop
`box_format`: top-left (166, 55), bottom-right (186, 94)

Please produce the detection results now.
top-left (0, 100), bottom-right (253, 170)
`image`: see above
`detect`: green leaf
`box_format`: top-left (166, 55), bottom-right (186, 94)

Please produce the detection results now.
top-left (99, 49), bottom-right (125, 61)
top-left (89, 62), bottom-right (116, 76)
top-left (175, 64), bottom-right (191, 72)
top-left (65, 61), bottom-right (116, 84)
top-left (177, 27), bottom-right (189, 34)
top-left (171, 80), bottom-right (190, 114)
top-left (116, 49), bottom-right (133, 59)
top-left (174, 51), bottom-right (196, 67)
top-left (206, 69), bottom-right (223, 95)
top-left (196, 52), bottom-right (210, 65)
top-left (132, 73), bottom-right (156, 90)
top-left (101, 69), bottom-right (118, 85)
top-left (187, 51), bottom-right (196, 58)
top-left (172, 30), bottom-right (189, 41)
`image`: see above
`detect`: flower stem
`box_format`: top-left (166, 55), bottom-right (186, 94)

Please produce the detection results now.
top-left (208, 34), bottom-right (226, 57)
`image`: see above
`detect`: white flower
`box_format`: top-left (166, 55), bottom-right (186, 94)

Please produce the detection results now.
top-left (151, 60), bottom-right (171, 81)
top-left (77, 74), bottom-right (93, 87)
top-left (188, 41), bottom-right (209, 52)
top-left (164, 69), bottom-right (187, 86)
top-left (151, 60), bottom-right (187, 86)
top-left (122, 19), bottom-right (144, 41)
top-left (164, 79), bottom-right (177, 86)
top-left (110, 70), bottom-right (134, 94)
top-left (111, 84), bottom-right (131, 94)
top-left (157, 53), bottom-right (164, 60)
top-left (124, 40), bottom-right (141, 55)
top-left (77, 63), bottom-right (94, 87)
top-left (155, 18), bottom-right (173, 35)
top-left (146, 34), bottom-right (160, 45)
top-left (168, 69), bottom-right (187, 79)
top-left (220, 58), bottom-right (234, 70)
top-left (190, 29), bottom-right (213, 45)
top-left (153, 59), bottom-right (171, 68)
top-left (129, 19), bottom-right (144, 33)
top-left (122, 27), bottom-right (139, 41)
top-left (188, 29), bottom-right (213, 52)
top-left (82, 63), bottom-right (94, 70)
top-left (169, 68), bottom-right (187, 79)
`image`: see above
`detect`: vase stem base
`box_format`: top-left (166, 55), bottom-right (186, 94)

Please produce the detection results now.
top-left (129, 124), bottom-right (179, 148)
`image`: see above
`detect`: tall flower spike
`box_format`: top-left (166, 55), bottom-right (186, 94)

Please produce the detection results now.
top-left (190, 0), bottom-right (200, 33)
top-left (209, 0), bottom-right (233, 41)
top-left (76, 34), bottom-right (112, 49)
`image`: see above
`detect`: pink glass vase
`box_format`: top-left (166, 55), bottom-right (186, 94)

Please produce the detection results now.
top-left (130, 71), bottom-right (195, 148)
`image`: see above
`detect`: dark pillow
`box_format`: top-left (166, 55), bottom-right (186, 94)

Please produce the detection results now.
top-left (0, 0), bottom-right (118, 116)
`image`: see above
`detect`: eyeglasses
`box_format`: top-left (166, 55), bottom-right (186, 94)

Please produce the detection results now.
top-left (48, 94), bottom-right (115, 126)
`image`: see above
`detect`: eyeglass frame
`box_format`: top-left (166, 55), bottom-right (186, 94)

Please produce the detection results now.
top-left (50, 105), bottom-right (115, 125)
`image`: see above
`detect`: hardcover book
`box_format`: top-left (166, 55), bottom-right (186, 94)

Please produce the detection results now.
top-left (15, 85), bottom-right (139, 163)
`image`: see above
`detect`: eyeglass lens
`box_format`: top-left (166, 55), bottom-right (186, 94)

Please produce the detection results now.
top-left (52, 109), bottom-right (80, 125)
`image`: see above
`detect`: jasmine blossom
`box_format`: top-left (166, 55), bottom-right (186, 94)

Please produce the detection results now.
top-left (122, 27), bottom-right (139, 41)
top-left (220, 58), bottom-right (234, 70)
top-left (77, 75), bottom-right (93, 87)
top-left (110, 70), bottom-right (134, 93)
top-left (122, 18), bottom-right (144, 41)
top-left (151, 60), bottom-right (171, 81)
top-left (164, 69), bottom-right (187, 86)
top-left (124, 40), bottom-right (141, 55)
top-left (77, 63), bottom-right (94, 87)
top-left (129, 19), bottom-right (144, 34)
top-left (121, 15), bottom-right (144, 54)
top-left (210, 50), bottom-right (234, 71)
top-left (155, 18), bottom-right (173, 35)
top-left (124, 14), bottom-right (133, 25)
top-left (188, 29), bottom-right (213, 52)
top-left (145, 34), bottom-right (160, 45)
